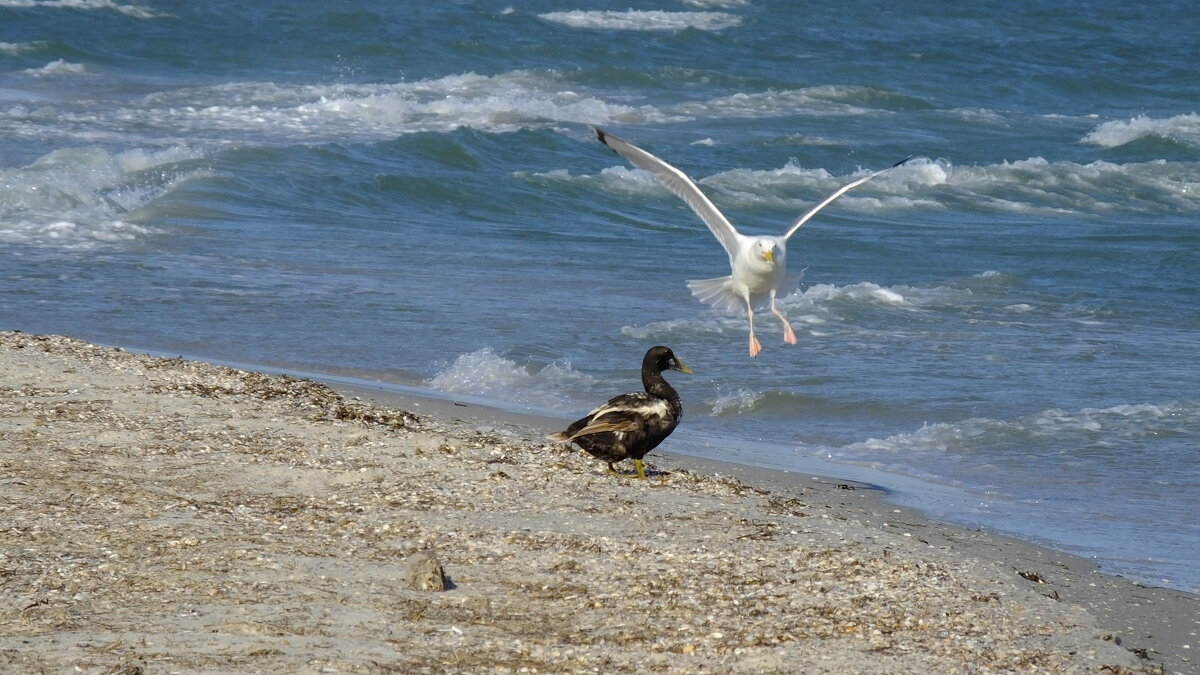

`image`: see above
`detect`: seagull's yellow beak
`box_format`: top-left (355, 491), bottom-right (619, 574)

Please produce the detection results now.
top-left (674, 358), bottom-right (693, 375)
top-left (763, 249), bottom-right (774, 263)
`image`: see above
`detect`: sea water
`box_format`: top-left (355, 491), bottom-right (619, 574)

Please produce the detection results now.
top-left (2, 0), bottom-right (1197, 591)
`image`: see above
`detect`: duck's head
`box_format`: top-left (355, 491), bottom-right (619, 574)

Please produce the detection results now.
top-left (645, 345), bottom-right (693, 375)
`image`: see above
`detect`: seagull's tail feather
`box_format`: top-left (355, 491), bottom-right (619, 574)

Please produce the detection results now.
top-left (687, 276), bottom-right (744, 315)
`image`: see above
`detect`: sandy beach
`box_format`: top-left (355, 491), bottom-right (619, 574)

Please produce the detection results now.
top-left (1, 330), bottom-right (1195, 674)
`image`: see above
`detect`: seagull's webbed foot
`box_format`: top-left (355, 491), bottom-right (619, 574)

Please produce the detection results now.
top-left (781, 320), bottom-right (797, 345)
top-left (749, 331), bottom-right (762, 358)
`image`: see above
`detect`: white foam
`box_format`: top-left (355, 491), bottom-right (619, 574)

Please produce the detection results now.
top-left (0, 218), bottom-right (155, 249)
top-left (20, 59), bottom-right (88, 77)
top-left (788, 281), bottom-right (971, 310)
top-left (1038, 402), bottom-right (1196, 441)
top-left (124, 71), bottom-right (666, 145)
top-left (795, 282), bottom-right (898, 307)
top-left (580, 149), bottom-right (1198, 217)
top-left (0, 0), bottom-right (159, 18)
top-left (783, 134), bottom-right (845, 147)
top-left (950, 107), bottom-right (1009, 125)
top-left (840, 401), bottom-right (1198, 460)
top-left (837, 419), bottom-right (1007, 465)
top-left (683, 0), bottom-right (750, 7)
top-left (707, 386), bottom-right (764, 416)
top-left (894, 157), bottom-right (950, 186)
top-left (1081, 113), bottom-right (1200, 149)
top-left (538, 10), bottom-right (741, 32)
top-left (669, 85), bottom-right (888, 119)
top-left (902, 156), bottom-right (1200, 215)
top-left (426, 348), bottom-right (598, 409)
top-left (0, 41), bottom-right (46, 55)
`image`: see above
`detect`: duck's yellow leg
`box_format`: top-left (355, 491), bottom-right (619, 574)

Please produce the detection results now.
top-left (634, 459), bottom-right (647, 480)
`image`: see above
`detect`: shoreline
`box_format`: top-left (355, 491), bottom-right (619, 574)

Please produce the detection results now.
top-left (52, 337), bottom-right (1194, 594)
top-left (1, 331), bottom-right (1195, 673)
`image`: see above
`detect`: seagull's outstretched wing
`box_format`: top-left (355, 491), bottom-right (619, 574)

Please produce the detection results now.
top-left (593, 127), bottom-right (742, 260)
top-left (780, 156), bottom-right (912, 241)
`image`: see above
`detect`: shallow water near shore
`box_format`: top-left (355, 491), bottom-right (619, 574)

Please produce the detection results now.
top-left (2, 1), bottom-right (1198, 590)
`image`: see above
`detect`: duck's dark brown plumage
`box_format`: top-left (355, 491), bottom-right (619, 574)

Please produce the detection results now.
top-left (547, 346), bottom-right (691, 479)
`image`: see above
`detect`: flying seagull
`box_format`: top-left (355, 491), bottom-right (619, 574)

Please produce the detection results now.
top-left (594, 127), bottom-right (909, 357)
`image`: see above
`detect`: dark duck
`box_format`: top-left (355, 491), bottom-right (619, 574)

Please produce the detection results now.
top-left (548, 346), bottom-right (691, 479)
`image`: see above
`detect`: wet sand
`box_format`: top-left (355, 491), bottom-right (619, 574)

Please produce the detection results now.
top-left (1, 331), bottom-right (1194, 673)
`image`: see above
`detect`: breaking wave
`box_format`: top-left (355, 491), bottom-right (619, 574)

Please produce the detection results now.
top-left (0, 146), bottom-right (204, 250)
top-left (425, 347), bottom-right (600, 410)
top-left (1081, 113), bottom-right (1200, 149)
top-left (538, 10), bottom-right (741, 32)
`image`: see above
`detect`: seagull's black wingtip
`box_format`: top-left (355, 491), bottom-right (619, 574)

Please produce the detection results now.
top-left (591, 125), bottom-right (619, 155)
top-left (893, 155), bottom-right (914, 168)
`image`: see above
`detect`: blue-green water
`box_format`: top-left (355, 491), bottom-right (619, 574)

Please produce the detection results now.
top-left (2, 0), bottom-right (1198, 590)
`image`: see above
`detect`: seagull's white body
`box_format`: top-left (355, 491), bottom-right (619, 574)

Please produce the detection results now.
top-left (594, 127), bottom-right (908, 357)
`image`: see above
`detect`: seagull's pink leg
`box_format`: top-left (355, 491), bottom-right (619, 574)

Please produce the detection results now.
top-left (770, 290), bottom-right (797, 345)
top-left (746, 295), bottom-right (762, 358)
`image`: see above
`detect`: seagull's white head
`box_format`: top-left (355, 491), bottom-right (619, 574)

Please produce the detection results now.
top-left (753, 238), bottom-right (780, 265)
